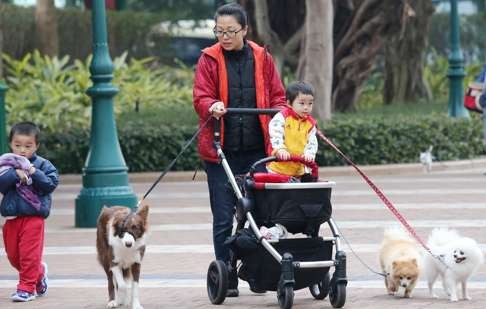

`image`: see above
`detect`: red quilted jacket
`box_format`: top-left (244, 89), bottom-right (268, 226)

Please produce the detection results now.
top-left (193, 40), bottom-right (286, 162)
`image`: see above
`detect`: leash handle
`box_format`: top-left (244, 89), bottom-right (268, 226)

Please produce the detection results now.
top-left (316, 129), bottom-right (431, 253)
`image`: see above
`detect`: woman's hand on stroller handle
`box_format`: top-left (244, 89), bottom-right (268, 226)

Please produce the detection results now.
top-left (209, 101), bottom-right (226, 119)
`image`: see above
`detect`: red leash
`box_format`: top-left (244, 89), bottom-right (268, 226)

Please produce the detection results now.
top-left (316, 129), bottom-right (431, 253)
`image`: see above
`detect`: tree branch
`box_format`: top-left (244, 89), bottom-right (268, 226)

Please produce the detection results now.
top-left (253, 0), bottom-right (283, 50)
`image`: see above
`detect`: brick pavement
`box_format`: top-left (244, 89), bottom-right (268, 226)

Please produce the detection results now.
top-left (1, 158), bottom-right (486, 308)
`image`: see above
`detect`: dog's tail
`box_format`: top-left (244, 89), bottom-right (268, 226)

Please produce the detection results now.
top-left (427, 228), bottom-right (459, 247)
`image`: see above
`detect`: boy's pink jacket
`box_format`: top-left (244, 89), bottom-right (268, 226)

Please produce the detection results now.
top-left (193, 40), bottom-right (286, 162)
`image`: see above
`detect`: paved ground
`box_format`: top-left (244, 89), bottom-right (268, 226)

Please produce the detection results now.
top-left (1, 158), bottom-right (486, 308)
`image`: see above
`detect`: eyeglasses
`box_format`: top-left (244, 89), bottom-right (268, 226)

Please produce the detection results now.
top-left (213, 28), bottom-right (243, 38)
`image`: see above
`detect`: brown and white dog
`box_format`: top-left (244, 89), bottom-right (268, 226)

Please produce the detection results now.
top-left (96, 204), bottom-right (149, 309)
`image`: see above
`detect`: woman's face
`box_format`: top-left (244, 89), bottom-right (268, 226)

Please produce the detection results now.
top-left (215, 15), bottom-right (247, 51)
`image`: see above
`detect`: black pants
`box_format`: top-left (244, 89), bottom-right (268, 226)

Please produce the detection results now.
top-left (205, 149), bottom-right (266, 263)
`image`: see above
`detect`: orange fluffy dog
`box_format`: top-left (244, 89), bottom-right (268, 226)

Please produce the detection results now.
top-left (379, 228), bottom-right (421, 298)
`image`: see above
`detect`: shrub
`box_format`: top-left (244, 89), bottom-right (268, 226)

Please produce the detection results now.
top-left (0, 3), bottom-right (210, 65)
top-left (40, 111), bottom-right (483, 174)
top-left (2, 51), bottom-right (194, 132)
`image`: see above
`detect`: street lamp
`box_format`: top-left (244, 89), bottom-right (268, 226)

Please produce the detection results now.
top-left (75, 0), bottom-right (137, 227)
top-left (447, 0), bottom-right (468, 117)
top-left (0, 81), bottom-right (7, 154)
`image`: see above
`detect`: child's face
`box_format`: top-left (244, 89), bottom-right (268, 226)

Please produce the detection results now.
top-left (10, 134), bottom-right (38, 159)
top-left (289, 93), bottom-right (314, 118)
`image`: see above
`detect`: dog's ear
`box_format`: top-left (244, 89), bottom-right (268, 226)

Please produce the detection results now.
top-left (137, 203), bottom-right (149, 223)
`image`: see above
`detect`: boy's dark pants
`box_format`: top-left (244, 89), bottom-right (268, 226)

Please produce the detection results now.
top-left (3, 216), bottom-right (45, 293)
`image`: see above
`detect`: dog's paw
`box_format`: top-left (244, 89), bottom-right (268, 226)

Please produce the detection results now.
top-left (450, 297), bottom-right (459, 302)
top-left (107, 300), bottom-right (120, 308)
top-left (430, 293), bottom-right (439, 299)
top-left (463, 295), bottom-right (472, 301)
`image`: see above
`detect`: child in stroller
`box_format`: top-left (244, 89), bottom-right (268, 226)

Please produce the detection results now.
top-left (267, 81), bottom-right (318, 182)
top-left (206, 108), bottom-right (347, 309)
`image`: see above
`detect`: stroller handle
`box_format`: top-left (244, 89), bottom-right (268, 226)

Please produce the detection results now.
top-left (249, 155), bottom-right (319, 178)
top-left (225, 107), bottom-right (280, 115)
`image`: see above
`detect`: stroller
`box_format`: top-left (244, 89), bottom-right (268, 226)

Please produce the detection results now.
top-left (206, 108), bottom-right (347, 309)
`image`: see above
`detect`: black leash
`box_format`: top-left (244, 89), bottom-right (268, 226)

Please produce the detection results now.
top-left (138, 118), bottom-right (211, 204)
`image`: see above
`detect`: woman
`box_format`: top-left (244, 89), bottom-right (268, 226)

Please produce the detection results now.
top-left (193, 3), bottom-right (286, 296)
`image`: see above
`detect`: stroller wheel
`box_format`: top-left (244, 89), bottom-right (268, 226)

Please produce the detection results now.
top-left (329, 281), bottom-right (346, 308)
top-left (207, 260), bottom-right (228, 305)
top-left (277, 285), bottom-right (294, 309)
top-left (309, 271), bottom-right (330, 300)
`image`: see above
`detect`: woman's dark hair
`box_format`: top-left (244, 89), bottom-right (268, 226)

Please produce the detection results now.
top-left (9, 121), bottom-right (41, 144)
top-left (214, 3), bottom-right (247, 28)
top-left (286, 81), bottom-right (315, 103)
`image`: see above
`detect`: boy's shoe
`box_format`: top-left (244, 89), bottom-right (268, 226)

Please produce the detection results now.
top-left (36, 262), bottom-right (48, 297)
top-left (11, 290), bottom-right (36, 302)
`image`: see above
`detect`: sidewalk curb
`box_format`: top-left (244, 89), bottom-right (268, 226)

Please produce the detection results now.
top-left (59, 157), bottom-right (486, 184)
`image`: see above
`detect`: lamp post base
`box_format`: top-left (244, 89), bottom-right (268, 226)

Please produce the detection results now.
top-left (75, 172), bottom-right (137, 227)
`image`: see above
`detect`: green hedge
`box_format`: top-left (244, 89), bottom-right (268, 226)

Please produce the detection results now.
top-left (38, 113), bottom-right (483, 174)
top-left (0, 4), bottom-right (177, 62)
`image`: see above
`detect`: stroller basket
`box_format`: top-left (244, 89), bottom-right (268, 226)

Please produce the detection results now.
top-left (250, 182), bottom-right (334, 235)
top-left (238, 237), bottom-right (333, 291)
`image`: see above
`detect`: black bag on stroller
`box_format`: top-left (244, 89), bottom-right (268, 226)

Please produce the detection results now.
top-left (238, 237), bottom-right (333, 292)
top-left (252, 186), bottom-right (332, 235)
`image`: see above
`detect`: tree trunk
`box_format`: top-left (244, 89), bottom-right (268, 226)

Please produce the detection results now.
top-left (332, 0), bottom-right (406, 111)
top-left (298, 0), bottom-right (333, 121)
top-left (252, 0), bottom-right (285, 73)
top-left (35, 0), bottom-right (59, 57)
top-left (240, 0), bottom-right (304, 74)
top-left (383, 0), bottom-right (434, 104)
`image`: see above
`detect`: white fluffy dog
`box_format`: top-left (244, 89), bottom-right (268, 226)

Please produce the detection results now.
top-left (419, 146), bottom-right (434, 173)
top-left (424, 228), bottom-right (484, 301)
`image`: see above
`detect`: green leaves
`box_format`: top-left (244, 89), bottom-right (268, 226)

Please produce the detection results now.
top-left (2, 51), bottom-right (194, 133)
top-left (316, 114), bottom-right (483, 167)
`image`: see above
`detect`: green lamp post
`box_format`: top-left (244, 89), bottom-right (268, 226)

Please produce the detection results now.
top-left (447, 0), bottom-right (468, 117)
top-left (75, 0), bottom-right (137, 227)
top-left (0, 81), bottom-right (7, 154)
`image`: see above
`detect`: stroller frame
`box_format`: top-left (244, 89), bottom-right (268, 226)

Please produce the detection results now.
top-left (206, 108), bottom-right (347, 309)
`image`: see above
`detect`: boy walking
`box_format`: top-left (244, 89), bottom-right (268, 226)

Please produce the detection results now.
top-left (0, 121), bottom-right (59, 302)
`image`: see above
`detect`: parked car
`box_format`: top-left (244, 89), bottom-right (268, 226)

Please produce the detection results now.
top-left (149, 19), bottom-right (216, 65)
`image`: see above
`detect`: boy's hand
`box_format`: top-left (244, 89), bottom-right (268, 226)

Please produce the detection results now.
top-left (302, 154), bottom-right (315, 162)
top-left (29, 165), bottom-right (36, 175)
top-left (276, 149), bottom-right (290, 161)
top-left (16, 169), bottom-right (28, 184)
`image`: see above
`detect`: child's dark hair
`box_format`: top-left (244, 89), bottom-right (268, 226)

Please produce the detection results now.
top-left (215, 3), bottom-right (247, 28)
top-left (286, 81), bottom-right (315, 103)
top-left (9, 121), bottom-right (41, 144)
